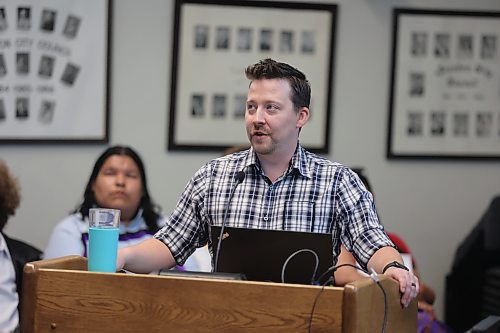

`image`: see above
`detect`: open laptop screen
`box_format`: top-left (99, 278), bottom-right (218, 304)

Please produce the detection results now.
top-left (210, 226), bottom-right (334, 285)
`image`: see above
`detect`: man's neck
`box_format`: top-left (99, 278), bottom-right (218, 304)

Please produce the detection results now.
top-left (257, 148), bottom-right (295, 183)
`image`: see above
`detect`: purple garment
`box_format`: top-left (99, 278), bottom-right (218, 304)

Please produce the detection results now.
top-left (81, 230), bottom-right (153, 257)
top-left (418, 309), bottom-right (455, 333)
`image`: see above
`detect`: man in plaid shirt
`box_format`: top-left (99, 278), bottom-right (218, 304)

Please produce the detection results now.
top-left (117, 58), bottom-right (418, 307)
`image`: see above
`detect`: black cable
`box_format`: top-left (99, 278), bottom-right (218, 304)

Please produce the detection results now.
top-left (315, 263), bottom-right (369, 286)
top-left (281, 249), bottom-right (319, 284)
top-left (307, 264), bottom-right (369, 332)
top-left (308, 277), bottom-right (333, 333)
top-left (311, 264), bottom-right (388, 333)
top-left (376, 282), bottom-right (388, 333)
top-left (369, 269), bottom-right (388, 333)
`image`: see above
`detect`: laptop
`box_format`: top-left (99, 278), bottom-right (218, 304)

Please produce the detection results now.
top-left (210, 226), bottom-right (334, 285)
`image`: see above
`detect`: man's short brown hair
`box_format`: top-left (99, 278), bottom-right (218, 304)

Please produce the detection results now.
top-left (245, 58), bottom-right (311, 111)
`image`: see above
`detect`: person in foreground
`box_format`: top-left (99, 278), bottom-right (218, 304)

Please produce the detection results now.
top-left (116, 58), bottom-right (419, 307)
top-left (44, 145), bottom-right (210, 272)
top-left (0, 160), bottom-right (42, 333)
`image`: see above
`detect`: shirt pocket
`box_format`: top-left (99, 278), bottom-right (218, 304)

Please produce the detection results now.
top-left (283, 201), bottom-right (315, 232)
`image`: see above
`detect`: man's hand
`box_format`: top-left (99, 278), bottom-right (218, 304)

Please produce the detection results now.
top-left (368, 246), bottom-right (420, 308)
top-left (384, 266), bottom-right (419, 308)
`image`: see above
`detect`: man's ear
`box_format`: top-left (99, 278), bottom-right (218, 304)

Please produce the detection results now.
top-left (296, 106), bottom-right (310, 129)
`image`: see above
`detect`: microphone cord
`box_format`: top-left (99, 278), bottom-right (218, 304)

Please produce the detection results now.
top-left (315, 263), bottom-right (369, 286)
top-left (281, 248), bottom-right (319, 284)
top-left (308, 276), bottom-right (333, 333)
top-left (213, 171), bottom-right (245, 272)
top-left (314, 264), bottom-right (388, 332)
top-left (308, 263), bottom-right (370, 333)
top-left (369, 268), bottom-right (388, 333)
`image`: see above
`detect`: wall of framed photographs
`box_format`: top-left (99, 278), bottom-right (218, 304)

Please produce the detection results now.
top-left (0, 0), bottom-right (110, 143)
top-left (2, 0), bottom-right (500, 325)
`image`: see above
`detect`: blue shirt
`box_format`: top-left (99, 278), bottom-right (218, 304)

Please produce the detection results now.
top-left (155, 144), bottom-right (393, 268)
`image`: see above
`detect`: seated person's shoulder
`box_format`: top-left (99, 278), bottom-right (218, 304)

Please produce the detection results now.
top-left (3, 233), bottom-right (42, 262)
top-left (53, 213), bottom-right (88, 233)
top-left (44, 213), bottom-right (88, 259)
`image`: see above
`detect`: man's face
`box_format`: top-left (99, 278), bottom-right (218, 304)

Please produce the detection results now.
top-left (245, 78), bottom-right (309, 156)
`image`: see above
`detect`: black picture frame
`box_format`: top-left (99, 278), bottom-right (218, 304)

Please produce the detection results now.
top-left (387, 8), bottom-right (500, 159)
top-left (0, 0), bottom-right (111, 144)
top-left (168, 0), bottom-right (337, 153)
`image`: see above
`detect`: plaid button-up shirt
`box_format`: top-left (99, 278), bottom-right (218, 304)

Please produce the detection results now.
top-left (155, 144), bottom-right (392, 268)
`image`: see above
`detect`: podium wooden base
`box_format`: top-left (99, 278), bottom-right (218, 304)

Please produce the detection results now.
top-left (22, 256), bottom-right (416, 332)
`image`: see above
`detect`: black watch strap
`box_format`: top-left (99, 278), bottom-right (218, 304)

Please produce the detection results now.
top-left (382, 261), bottom-right (409, 274)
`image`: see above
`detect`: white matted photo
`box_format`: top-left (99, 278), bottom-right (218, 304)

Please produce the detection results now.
top-left (0, 0), bottom-right (110, 143)
top-left (387, 8), bottom-right (500, 159)
top-left (168, 0), bottom-right (337, 153)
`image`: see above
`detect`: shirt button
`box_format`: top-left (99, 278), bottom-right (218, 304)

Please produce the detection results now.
top-left (263, 216), bottom-right (268, 221)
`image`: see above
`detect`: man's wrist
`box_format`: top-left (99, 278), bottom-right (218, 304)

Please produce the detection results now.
top-left (382, 261), bottom-right (409, 274)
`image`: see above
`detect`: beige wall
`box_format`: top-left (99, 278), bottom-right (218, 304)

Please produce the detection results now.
top-left (2, 0), bottom-right (500, 319)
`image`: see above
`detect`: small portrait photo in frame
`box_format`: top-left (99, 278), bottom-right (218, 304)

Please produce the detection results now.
top-left (279, 30), bottom-right (294, 53)
top-left (406, 111), bottom-right (424, 136)
top-left (61, 63), bottom-right (80, 86)
top-left (212, 94), bottom-right (226, 118)
top-left (430, 111), bottom-right (446, 136)
top-left (233, 94), bottom-right (246, 119)
top-left (0, 7), bottom-right (8, 31)
top-left (38, 100), bottom-right (56, 124)
top-left (259, 29), bottom-right (273, 51)
top-left (194, 25), bottom-right (209, 49)
top-left (215, 26), bottom-right (230, 50)
top-left (38, 55), bottom-right (55, 78)
top-left (480, 34), bottom-right (497, 59)
top-left (434, 33), bottom-right (450, 58)
top-left (237, 27), bottom-right (252, 51)
top-left (63, 15), bottom-right (81, 39)
top-left (411, 31), bottom-right (427, 57)
top-left (475, 112), bottom-right (492, 137)
top-left (452, 112), bottom-right (469, 137)
top-left (191, 94), bottom-right (205, 117)
top-left (0, 99), bottom-right (6, 121)
top-left (16, 52), bottom-right (29, 75)
top-left (301, 30), bottom-right (316, 54)
top-left (17, 7), bottom-right (31, 30)
top-left (0, 54), bottom-right (6, 77)
top-left (409, 72), bottom-right (425, 97)
top-left (457, 34), bottom-right (474, 59)
top-left (15, 97), bottom-right (29, 119)
top-left (40, 9), bottom-right (56, 32)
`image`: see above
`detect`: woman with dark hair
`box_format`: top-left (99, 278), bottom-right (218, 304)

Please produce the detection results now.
top-left (44, 146), bottom-right (210, 271)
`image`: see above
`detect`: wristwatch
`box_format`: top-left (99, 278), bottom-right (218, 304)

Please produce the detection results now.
top-left (382, 261), bottom-right (409, 274)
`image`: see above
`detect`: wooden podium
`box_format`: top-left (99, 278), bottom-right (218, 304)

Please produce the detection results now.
top-left (22, 256), bottom-right (416, 332)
